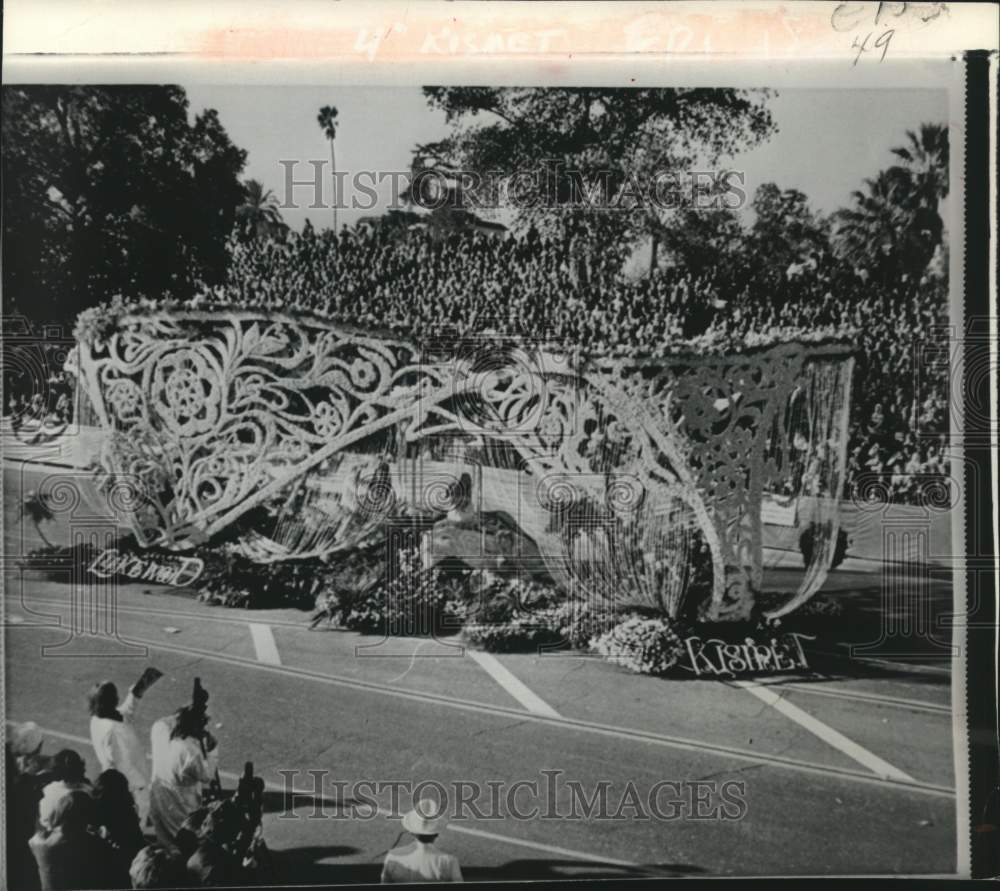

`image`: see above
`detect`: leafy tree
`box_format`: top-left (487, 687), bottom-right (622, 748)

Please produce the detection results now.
top-left (658, 207), bottom-right (745, 278)
top-left (409, 87), bottom-right (776, 259)
top-left (236, 179), bottom-right (288, 241)
top-left (2, 86), bottom-right (247, 324)
top-left (748, 183), bottom-right (831, 273)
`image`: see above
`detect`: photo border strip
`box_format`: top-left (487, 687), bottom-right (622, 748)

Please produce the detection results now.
top-left (961, 48), bottom-right (999, 882)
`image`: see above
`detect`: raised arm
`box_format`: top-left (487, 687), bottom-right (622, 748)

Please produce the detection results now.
top-left (118, 687), bottom-right (139, 721)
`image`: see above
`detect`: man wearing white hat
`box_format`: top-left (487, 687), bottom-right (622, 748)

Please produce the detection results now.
top-left (381, 798), bottom-right (463, 883)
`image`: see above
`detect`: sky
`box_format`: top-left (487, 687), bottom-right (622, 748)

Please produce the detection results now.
top-left (181, 84), bottom-right (949, 232)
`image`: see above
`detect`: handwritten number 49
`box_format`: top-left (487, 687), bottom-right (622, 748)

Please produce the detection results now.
top-left (852, 29), bottom-right (895, 65)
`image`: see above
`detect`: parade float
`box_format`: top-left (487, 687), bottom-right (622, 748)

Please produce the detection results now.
top-left (11, 297), bottom-right (857, 675)
top-left (65, 297), bottom-right (855, 628)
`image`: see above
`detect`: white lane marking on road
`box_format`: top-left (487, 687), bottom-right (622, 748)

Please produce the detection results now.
top-left (8, 722), bottom-right (652, 874)
top-left (16, 596), bottom-right (956, 705)
top-left (249, 623), bottom-right (281, 665)
top-left (9, 625), bottom-right (953, 796)
top-left (467, 650), bottom-right (561, 718)
top-left (734, 679), bottom-right (916, 783)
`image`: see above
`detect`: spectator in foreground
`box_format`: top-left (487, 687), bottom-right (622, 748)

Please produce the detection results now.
top-left (129, 844), bottom-right (189, 889)
top-left (186, 839), bottom-right (240, 886)
top-left (93, 768), bottom-right (146, 872)
top-left (9, 720), bottom-right (47, 772)
top-left (176, 797), bottom-right (244, 879)
top-left (7, 724), bottom-right (53, 891)
top-left (38, 749), bottom-right (91, 830)
top-left (29, 790), bottom-right (119, 890)
top-left (88, 677), bottom-right (153, 823)
top-left (148, 705), bottom-right (219, 847)
top-left (381, 798), bottom-right (463, 883)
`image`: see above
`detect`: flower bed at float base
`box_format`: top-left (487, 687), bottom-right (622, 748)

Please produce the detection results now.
top-left (18, 540), bottom-right (219, 590)
top-left (17, 538), bottom-right (320, 610)
top-left (19, 534), bottom-right (838, 678)
top-left (333, 547), bottom-right (832, 678)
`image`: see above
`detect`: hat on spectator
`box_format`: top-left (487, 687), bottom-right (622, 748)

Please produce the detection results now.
top-left (402, 798), bottom-right (446, 835)
top-left (11, 721), bottom-right (43, 755)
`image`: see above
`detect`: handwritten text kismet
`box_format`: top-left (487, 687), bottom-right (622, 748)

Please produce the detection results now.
top-left (87, 548), bottom-right (204, 588)
top-left (683, 633), bottom-right (815, 676)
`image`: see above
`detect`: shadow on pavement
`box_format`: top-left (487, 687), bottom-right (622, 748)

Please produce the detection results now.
top-left (266, 848), bottom-right (371, 885)
top-left (260, 790), bottom-right (371, 818)
top-left (797, 652), bottom-right (951, 688)
top-left (261, 853), bottom-right (705, 884)
top-left (463, 859), bottom-right (707, 879)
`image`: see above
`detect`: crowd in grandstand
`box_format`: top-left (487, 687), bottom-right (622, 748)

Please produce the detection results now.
top-left (2, 218), bottom-right (946, 506)
top-left (212, 220), bottom-right (950, 505)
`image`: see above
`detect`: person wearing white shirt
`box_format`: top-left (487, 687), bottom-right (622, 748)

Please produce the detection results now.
top-left (148, 706), bottom-right (219, 848)
top-left (38, 749), bottom-right (92, 831)
top-left (88, 680), bottom-right (150, 822)
top-left (381, 798), bottom-right (463, 883)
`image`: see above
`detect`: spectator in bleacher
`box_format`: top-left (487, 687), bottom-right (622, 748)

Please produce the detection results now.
top-left (129, 218), bottom-right (950, 508)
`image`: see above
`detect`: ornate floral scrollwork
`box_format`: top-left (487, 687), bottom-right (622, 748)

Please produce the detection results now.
top-left (78, 310), bottom-right (853, 621)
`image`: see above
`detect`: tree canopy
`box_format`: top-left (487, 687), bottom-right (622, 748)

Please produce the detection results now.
top-left (2, 85), bottom-right (247, 323)
top-left (749, 184), bottom-right (831, 272)
top-left (410, 87), bottom-right (777, 244)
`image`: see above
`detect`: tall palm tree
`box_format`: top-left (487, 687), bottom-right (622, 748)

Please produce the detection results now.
top-left (834, 123), bottom-right (949, 283)
top-left (890, 123), bottom-right (949, 205)
top-left (317, 105), bottom-right (339, 231)
top-left (833, 169), bottom-right (911, 279)
top-left (889, 123), bottom-right (949, 253)
top-left (235, 179), bottom-right (286, 240)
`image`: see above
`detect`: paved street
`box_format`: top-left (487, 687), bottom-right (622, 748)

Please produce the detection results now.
top-left (3, 462), bottom-right (958, 880)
